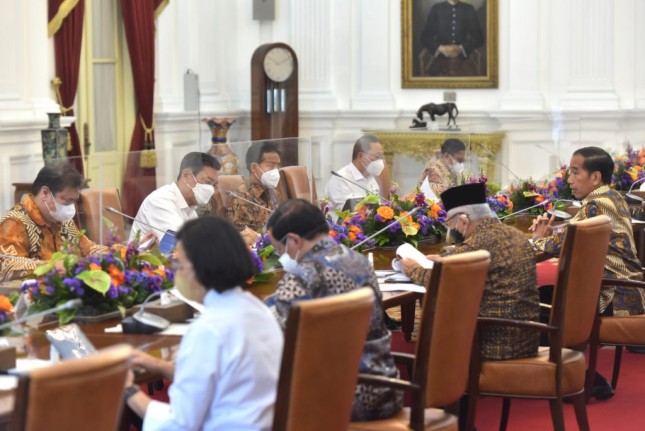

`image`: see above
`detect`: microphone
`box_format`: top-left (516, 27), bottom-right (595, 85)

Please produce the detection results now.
top-left (350, 207), bottom-right (421, 251)
top-left (330, 170), bottom-right (388, 202)
top-left (477, 143), bottom-right (522, 183)
top-left (0, 298), bottom-right (82, 331)
top-left (121, 291), bottom-right (170, 334)
top-left (226, 190), bottom-right (273, 213)
top-left (545, 199), bottom-right (580, 221)
top-left (105, 206), bottom-right (175, 237)
top-left (625, 177), bottom-right (645, 203)
top-left (499, 199), bottom-right (554, 220)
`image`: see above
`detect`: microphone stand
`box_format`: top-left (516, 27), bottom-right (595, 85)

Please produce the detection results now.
top-left (226, 191), bottom-right (273, 213)
top-left (350, 207), bottom-right (420, 251)
top-left (499, 199), bottom-right (554, 220)
top-left (105, 206), bottom-right (174, 237)
top-left (625, 177), bottom-right (645, 203)
top-left (330, 171), bottom-right (388, 202)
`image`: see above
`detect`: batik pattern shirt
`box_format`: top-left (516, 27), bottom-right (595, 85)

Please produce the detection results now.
top-left (533, 185), bottom-right (645, 316)
top-left (231, 179), bottom-right (278, 232)
top-left (409, 218), bottom-right (540, 360)
top-left (0, 195), bottom-right (106, 281)
top-left (265, 237), bottom-right (403, 421)
top-left (418, 158), bottom-right (456, 196)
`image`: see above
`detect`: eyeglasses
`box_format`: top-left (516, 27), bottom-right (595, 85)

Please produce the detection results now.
top-left (364, 152), bottom-right (384, 161)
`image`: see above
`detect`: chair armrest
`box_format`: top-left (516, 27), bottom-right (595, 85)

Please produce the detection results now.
top-left (357, 373), bottom-right (420, 392)
top-left (478, 316), bottom-right (557, 333)
top-left (601, 278), bottom-right (645, 289)
top-left (391, 352), bottom-right (415, 368)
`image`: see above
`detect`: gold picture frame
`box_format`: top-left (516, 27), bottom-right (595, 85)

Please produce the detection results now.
top-left (401, 0), bottom-right (498, 89)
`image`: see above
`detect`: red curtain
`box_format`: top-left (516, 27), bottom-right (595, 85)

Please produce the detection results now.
top-left (48, 0), bottom-right (85, 175)
top-left (120, 0), bottom-right (162, 216)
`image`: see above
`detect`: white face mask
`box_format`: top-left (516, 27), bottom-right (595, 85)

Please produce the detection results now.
top-left (448, 155), bottom-right (464, 175)
top-left (278, 238), bottom-right (302, 275)
top-left (365, 158), bottom-right (385, 177)
top-left (259, 168), bottom-right (280, 189)
top-left (47, 195), bottom-right (76, 223)
top-left (189, 173), bottom-right (215, 205)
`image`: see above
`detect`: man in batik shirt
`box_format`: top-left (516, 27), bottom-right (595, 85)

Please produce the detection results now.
top-left (0, 162), bottom-right (106, 281)
top-left (402, 182), bottom-right (540, 361)
top-left (231, 141), bottom-right (282, 232)
top-left (417, 138), bottom-right (466, 196)
top-left (264, 199), bottom-right (402, 421)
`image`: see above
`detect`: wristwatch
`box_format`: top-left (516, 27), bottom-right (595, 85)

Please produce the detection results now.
top-left (124, 384), bottom-right (141, 402)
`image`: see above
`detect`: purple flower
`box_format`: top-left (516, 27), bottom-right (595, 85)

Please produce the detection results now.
top-left (107, 285), bottom-right (119, 299)
top-left (249, 250), bottom-right (263, 273)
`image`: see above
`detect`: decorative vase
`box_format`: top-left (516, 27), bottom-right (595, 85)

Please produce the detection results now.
top-left (203, 117), bottom-right (239, 175)
top-left (41, 112), bottom-right (69, 166)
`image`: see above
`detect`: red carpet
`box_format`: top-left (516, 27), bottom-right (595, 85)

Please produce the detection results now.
top-left (391, 331), bottom-right (645, 430)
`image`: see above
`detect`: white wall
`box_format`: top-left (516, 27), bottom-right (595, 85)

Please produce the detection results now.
top-left (2, 0), bottom-right (645, 209)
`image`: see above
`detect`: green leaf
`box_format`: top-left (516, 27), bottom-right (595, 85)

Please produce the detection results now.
top-left (58, 308), bottom-right (77, 325)
top-left (117, 304), bottom-right (126, 317)
top-left (33, 251), bottom-right (66, 276)
top-left (76, 270), bottom-right (111, 295)
top-left (139, 254), bottom-right (162, 267)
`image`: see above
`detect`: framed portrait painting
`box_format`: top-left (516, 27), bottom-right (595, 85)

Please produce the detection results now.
top-left (401, 0), bottom-right (498, 88)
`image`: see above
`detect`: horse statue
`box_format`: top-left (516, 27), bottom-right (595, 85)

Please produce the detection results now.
top-left (416, 102), bottom-right (459, 128)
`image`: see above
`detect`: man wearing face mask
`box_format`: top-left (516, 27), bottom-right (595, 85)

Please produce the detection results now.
top-left (129, 152), bottom-right (220, 242)
top-left (324, 134), bottom-right (385, 217)
top-left (264, 199), bottom-right (403, 422)
top-left (417, 138), bottom-right (466, 196)
top-left (231, 141), bottom-right (282, 232)
top-left (401, 183), bottom-right (540, 362)
top-left (0, 162), bottom-right (108, 281)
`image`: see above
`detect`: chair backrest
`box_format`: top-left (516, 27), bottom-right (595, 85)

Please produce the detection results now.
top-left (414, 250), bottom-right (490, 410)
top-left (217, 175), bottom-right (245, 218)
top-left (551, 215), bottom-right (611, 348)
top-left (11, 343), bottom-right (132, 431)
top-left (279, 166), bottom-right (312, 202)
top-left (78, 188), bottom-right (126, 243)
top-left (272, 288), bottom-right (375, 431)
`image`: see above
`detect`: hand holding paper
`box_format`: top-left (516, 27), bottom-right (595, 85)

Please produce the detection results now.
top-left (395, 243), bottom-right (434, 270)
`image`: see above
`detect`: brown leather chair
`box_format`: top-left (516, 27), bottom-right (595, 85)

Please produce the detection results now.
top-left (349, 250), bottom-right (491, 431)
top-left (279, 166), bottom-right (313, 203)
top-left (465, 215), bottom-right (612, 431)
top-left (216, 175), bottom-right (245, 219)
top-left (77, 188), bottom-right (126, 243)
top-left (11, 343), bottom-right (132, 431)
top-left (273, 288), bottom-right (375, 431)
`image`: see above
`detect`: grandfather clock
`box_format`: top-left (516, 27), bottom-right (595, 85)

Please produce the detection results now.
top-left (251, 43), bottom-right (298, 166)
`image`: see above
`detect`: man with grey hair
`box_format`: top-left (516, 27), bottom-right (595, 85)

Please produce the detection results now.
top-left (402, 182), bottom-right (540, 361)
top-left (324, 134), bottom-right (385, 217)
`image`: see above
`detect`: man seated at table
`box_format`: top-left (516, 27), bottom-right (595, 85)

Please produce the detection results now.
top-left (324, 134), bottom-right (384, 217)
top-left (402, 182), bottom-right (540, 362)
top-left (416, 138), bottom-right (465, 196)
top-left (129, 152), bottom-right (220, 242)
top-left (264, 199), bottom-right (402, 421)
top-left (231, 141), bottom-right (282, 232)
top-left (531, 146), bottom-right (645, 399)
top-left (0, 162), bottom-right (108, 281)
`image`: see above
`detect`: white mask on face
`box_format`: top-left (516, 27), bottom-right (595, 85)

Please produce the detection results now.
top-left (259, 168), bottom-right (281, 189)
top-left (47, 194), bottom-right (76, 223)
top-left (189, 173), bottom-right (215, 205)
top-left (365, 159), bottom-right (385, 177)
top-left (449, 155), bottom-right (464, 175)
top-left (278, 237), bottom-right (302, 275)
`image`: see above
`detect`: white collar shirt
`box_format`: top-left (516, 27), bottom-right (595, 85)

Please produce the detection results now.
top-left (324, 162), bottom-right (380, 218)
top-left (143, 288), bottom-right (284, 431)
top-left (129, 182), bottom-right (197, 242)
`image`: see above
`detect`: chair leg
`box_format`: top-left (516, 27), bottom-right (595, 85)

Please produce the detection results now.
top-left (611, 346), bottom-right (623, 389)
top-left (499, 398), bottom-right (511, 431)
top-left (463, 391), bottom-right (478, 431)
top-left (571, 393), bottom-right (590, 431)
top-left (400, 300), bottom-right (415, 342)
top-left (548, 398), bottom-right (565, 431)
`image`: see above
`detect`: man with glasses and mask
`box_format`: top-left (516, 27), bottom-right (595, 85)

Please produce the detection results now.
top-left (401, 182), bottom-right (540, 362)
top-left (0, 162), bottom-right (109, 281)
top-left (325, 134), bottom-right (385, 217)
top-left (417, 138), bottom-right (466, 196)
top-left (264, 199), bottom-right (403, 422)
top-left (130, 152), bottom-right (220, 242)
top-left (231, 141), bottom-right (282, 232)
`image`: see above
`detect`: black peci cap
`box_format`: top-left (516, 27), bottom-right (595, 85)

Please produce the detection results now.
top-left (440, 182), bottom-right (487, 212)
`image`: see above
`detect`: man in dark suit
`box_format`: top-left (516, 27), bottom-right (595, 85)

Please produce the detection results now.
top-left (420, 0), bottom-right (484, 76)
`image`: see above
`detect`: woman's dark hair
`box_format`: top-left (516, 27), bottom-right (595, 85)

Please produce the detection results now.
top-left (266, 199), bottom-right (329, 241)
top-left (176, 216), bottom-right (255, 292)
top-left (32, 162), bottom-right (83, 195)
top-left (441, 139), bottom-right (466, 155)
top-left (573, 146), bottom-right (614, 184)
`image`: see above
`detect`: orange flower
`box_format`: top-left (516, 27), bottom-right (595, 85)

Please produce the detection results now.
top-left (348, 225), bottom-right (362, 234)
top-left (89, 263), bottom-right (102, 271)
top-left (348, 232), bottom-right (357, 241)
top-left (0, 295), bottom-right (12, 313)
top-left (534, 195), bottom-right (544, 203)
top-left (107, 264), bottom-right (125, 286)
top-left (329, 230), bottom-right (338, 238)
top-left (496, 195), bottom-right (506, 203)
top-left (376, 206), bottom-right (394, 220)
top-left (429, 203), bottom-right (441, 219)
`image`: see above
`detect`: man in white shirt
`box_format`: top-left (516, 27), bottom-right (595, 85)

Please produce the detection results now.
top-left (325, 134), bottom-right (385, 217)
top-left (129, 152), bottom-right (220, 242)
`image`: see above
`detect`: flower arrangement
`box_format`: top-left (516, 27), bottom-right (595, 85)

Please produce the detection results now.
top-left (21, 235), bottom-right (174, 324)
top-left (247, 234), bottom-right (279, 285)
top-left (0, 294), bottom-right (13, 326)
top-left (612, 145), bottom-right (645, 191)
top-left (487, 194), bottom-right (513, 218)
top-left (329, 188), bottom-right (447, 250)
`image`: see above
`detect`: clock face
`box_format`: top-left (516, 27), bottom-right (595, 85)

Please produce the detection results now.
top-left (263, 47), bottom-right (294, 83)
